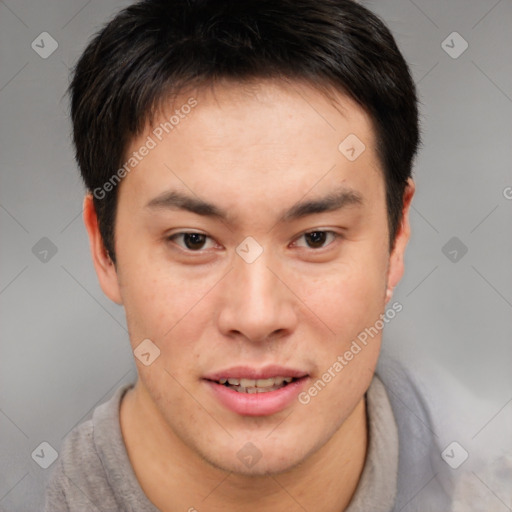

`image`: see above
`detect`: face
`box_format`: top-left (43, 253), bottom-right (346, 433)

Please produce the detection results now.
top-left (87, 80), bottom-right (413, 476)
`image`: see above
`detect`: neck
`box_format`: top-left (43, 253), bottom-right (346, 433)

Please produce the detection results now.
top-left (120, 380), bottom-right (368, 512)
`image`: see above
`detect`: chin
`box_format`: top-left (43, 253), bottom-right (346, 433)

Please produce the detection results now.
top-left (207, 451), bottom-right (305, 477)
top-left (197, 432), bottom-right (316, 477)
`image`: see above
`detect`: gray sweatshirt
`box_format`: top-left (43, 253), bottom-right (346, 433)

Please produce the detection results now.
top-left (44, 357), bottom-right (453, 511)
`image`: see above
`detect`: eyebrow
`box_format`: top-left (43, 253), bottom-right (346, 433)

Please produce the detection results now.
top-left (145, 186), bottom-right (364, 222)
top-left (279, 187), bottom-right (363, 222)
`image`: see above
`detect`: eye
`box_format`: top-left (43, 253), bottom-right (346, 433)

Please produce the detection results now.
top-left (293, 230), bottom-right (340, 249)
top-left (167, 232), bottom-right (217, 251)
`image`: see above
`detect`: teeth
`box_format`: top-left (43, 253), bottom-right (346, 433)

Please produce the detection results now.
top-left (239, 385), bottom-right (283, 393)
top-left (219, 376), bottom-right (296, 392)
top-left (257, 377), bottom-right (280, 387)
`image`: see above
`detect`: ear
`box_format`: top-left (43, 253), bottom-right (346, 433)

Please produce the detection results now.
top-left (385, 178), bottom-right (415, 304)
top-left (83, 195), bottom-right (123, 305)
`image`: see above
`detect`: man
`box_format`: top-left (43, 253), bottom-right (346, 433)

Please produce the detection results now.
top-left (44, 0), bottom-right (454, 510)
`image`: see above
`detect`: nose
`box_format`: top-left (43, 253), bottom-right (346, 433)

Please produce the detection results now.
top-left (217, 251), bottom-right (298, 343)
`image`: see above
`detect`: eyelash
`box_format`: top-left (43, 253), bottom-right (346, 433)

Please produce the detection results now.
top-left (166, 230), bottom-right (342, 253)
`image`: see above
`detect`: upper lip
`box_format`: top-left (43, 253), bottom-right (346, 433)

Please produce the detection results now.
top-left (204, 365), bottom-right (309, 381)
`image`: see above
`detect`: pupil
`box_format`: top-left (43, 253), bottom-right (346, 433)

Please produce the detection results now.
top-left (305, 231), bottom-right (326, 248)
top-left (184, 233), bottom-right (206, 250)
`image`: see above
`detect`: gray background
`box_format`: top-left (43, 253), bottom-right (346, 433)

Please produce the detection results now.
top-left (0, 0), bottom-right (511, 510)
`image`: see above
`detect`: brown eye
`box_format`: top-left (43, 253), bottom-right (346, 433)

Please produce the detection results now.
top-left (168, 232), bottom-right (215, 251)
top-left (183, 233), bottom-right (206, 250)
top-left (304, 231), bottom-right (328, 248)
top-left (293, 230), bottom-right (340, 250)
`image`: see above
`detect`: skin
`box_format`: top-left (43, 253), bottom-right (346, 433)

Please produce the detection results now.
top-left (84, 80), bottom-right (414, 512)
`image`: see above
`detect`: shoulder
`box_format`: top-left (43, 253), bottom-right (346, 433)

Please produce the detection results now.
top-left (376, 353), bottom-right (453, 512)
top-left (379, 351), bottom-right (512, 511)
top-left (44, 384), bottom-right (134, 512)
top-left (44, 418), bottom-right (111, 511)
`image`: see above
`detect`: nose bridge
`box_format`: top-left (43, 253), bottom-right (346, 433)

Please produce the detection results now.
top-left (238, 254), bottom-right (277, 306)
top-left (218, 247), bottom-right (296, 342)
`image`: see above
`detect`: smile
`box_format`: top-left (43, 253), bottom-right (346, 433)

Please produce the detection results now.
top-left (203, 367), bottom-right (310, 416)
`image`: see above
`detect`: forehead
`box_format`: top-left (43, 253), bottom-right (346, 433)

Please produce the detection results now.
top-left (120, 80), bottom-right (383, 213)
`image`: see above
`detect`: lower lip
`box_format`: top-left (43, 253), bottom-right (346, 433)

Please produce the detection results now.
top-left (204, 378), bottom-right (308, 416)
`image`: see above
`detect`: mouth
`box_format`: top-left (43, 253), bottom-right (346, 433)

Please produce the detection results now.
top-left (203, 366), bottom-right (309, 416)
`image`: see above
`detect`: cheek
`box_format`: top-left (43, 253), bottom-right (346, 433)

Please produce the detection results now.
top-left (291, 252), bottom-right (387, 341)
top-left (297, 260), bottom-right (385, 415)
top-left (117, 257), bottom-right (214, 347)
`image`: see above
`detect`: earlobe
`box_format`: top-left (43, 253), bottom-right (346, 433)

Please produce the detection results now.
top-left (385, 286), bottom-right (394, 303)
top-left (385, 178), bottom-right (415, 304)
top-left (83, 195), bottom-right (123, 305)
